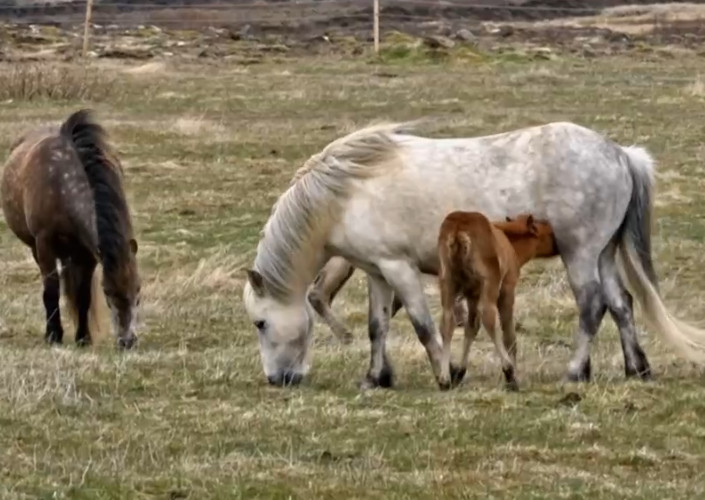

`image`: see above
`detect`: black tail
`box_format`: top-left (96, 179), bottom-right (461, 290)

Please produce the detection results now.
top-left (59, 109), bottom-right (130, 274)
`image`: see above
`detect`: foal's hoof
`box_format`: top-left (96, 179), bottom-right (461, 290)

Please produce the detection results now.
top-left (338, 332), bottom-right (354, 345)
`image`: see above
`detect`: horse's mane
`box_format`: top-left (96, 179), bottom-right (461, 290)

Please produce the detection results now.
top-left (256, 121), bottom-right (415, 300)
top-left (59, 109), bottom-right (132, 275)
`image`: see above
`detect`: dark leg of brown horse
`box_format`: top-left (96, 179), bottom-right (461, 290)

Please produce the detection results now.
top-left (35, 237), bottom-right (63, 344)
top-left (73, 261), bottom-right (97, 347)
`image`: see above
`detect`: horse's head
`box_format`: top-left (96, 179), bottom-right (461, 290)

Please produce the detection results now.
top-left (103, 237), bottom-right (142, 349)
top-left (243, 269), bottom-right (313, 387)
top-left (503, 214), bottom-right (558, 258)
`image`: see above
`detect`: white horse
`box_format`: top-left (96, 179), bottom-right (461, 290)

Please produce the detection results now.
top-left (244, 121), bottom-right (705, 388)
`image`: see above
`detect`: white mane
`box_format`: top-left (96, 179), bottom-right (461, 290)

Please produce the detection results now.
top-left (254, 122), bottom-right (413, 301)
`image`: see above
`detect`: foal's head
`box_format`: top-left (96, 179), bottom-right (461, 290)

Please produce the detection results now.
top-left (498, 214), bottom-right (558, 259)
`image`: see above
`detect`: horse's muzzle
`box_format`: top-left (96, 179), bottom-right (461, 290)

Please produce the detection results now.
top-left (117, 334), bottom-right (138, 350)
top-left (267, 371), bottom-right (303, 387)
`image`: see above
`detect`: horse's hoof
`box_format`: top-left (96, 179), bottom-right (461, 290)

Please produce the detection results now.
top-left (75, 337), bottom-right (92, 348)
top-left (437, 379), bottom-right (452, 391)
top-left (625, 354), bottom-right (651, 381)
top-left (450, 365), bottom-right (467, 387)
top-left (566, 359), bottom-right (591, 383)
top-left (625, 366), bottom-right (652, 381)
top-left (45, 332), bottom-right (63, 344)
top-left (360, 367), bottom-right (394, 390)
top-left (505, 380), bottom-right (520, 392)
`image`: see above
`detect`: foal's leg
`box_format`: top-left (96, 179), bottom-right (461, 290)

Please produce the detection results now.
top-left (454, 297), bottom-right (479, 387)
top-left (564, 254), bottom-right (608, 382)
top-left (35, 236), bottom-right (63, 344)
top-left (498, 283), bottom-right (519, 391)
top-left (361, 273), bottom-right (395, 389)
top-left (73, 260), bottom-right (98, 347)
top-left (377, 260), bottom-right (445, 387)
top-left (480, 284), bottom-right (517, 390)
top-left (308, 257), bottom-right (355, 344)
top-left (599, 242), bottom-right (651, 379)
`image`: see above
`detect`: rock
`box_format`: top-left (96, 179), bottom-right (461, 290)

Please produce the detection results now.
top-left (99, 46), bottom-right (154, 60)
top-left (455, 28), bottom-right (476, 43)
top-left (423, 35), bottom-right (455, 49)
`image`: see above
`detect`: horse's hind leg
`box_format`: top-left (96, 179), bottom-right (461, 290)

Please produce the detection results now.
top-left (454, 297), bottom-right (479, 387)
top-left (35, 236), bottom-right (63, 344)
top-left (498, 283), bottom-right (519, 391)
top-left (361, 273), bottom-right (395, 389)
top-left (73, 260), bottom-right (98, 347)
top-left (564, 254), bottom-right (608, 382)
top-left (480, 283), bottom-right (518, 391)
top-left (599, 242), bottom-right (651, 379)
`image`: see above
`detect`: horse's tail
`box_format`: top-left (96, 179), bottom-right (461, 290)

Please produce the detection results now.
top-left (59, 109), bottom-right (114, 344)
top-left (617, 145), bottom-right (705, 362)
top-left (438, 222), bottom-right (473, 276)
top-left (61, 263), bottom-right (110, 344)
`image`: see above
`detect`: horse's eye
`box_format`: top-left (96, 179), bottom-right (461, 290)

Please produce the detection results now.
top-left (254, 320), bottom-right (266, 331)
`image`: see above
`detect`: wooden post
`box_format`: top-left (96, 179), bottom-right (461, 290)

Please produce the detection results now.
top-left (373, 0), bottom-right (379, 54)
top-left (82, 0), bottom-right (94, 58)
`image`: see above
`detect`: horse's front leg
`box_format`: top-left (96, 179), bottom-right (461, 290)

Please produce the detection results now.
top-left (361, 273), bottom-right (395, 389)
top-left (378, 260), bottom-right (445, 387)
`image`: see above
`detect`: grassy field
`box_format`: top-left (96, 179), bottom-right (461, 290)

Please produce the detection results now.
top-left (2, 48), bottom-right (705, 499)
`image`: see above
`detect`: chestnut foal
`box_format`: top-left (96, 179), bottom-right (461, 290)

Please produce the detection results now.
top-left (437, 212), bottom-right (558, 391)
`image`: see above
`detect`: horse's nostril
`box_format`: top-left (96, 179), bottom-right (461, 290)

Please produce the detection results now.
top-left (117, 335), bottom-right (137, 350)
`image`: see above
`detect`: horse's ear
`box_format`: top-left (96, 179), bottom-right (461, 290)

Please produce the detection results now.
top-left (246, 269), bottom-right (266, 297)
top-left (129, 238), bottom-right (138, 255)
top-left (526, 215), bottom-right (538, 236)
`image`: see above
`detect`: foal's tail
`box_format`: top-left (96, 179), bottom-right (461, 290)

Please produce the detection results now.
top-left (618, 145), bottom-right (705, 362)
top-left (61, 264), bottom-right (110, 343)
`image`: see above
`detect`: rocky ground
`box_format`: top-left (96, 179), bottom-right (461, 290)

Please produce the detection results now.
top-left (2, 1), bottom-right (705, 62)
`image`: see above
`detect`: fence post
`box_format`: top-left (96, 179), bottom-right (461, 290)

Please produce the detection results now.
top-left (82, 0), bottom-right (94, 58)
top-left (373, 0), bottom-right (379, 54)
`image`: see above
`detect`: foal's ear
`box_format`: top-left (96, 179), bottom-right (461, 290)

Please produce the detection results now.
top-left (246, 269), bottom-right (266, 297)
top-left (526, 215), bottom-right (538, 236)
top-left (129, 238), bottom-right (138, 254)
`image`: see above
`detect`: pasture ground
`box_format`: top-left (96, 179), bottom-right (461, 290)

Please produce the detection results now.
top-left (2, 25), bottom-right (705, 499)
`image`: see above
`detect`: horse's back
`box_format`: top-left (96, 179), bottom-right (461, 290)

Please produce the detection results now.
top-left (2, 129), bottom-right (97, 252)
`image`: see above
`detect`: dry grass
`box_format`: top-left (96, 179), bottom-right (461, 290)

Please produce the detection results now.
top-left (0, 63), bottom-right (115, 102)
top-left (2, 52), bottom-right (705, 498)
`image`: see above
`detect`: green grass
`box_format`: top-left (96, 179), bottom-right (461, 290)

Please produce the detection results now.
top-left (2, 52), bottom-right (705, 498)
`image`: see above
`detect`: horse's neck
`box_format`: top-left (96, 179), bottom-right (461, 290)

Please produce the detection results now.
top-left (508, 239), bottom-right (537, 269)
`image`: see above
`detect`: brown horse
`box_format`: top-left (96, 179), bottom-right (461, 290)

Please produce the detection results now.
top-left (1, 109), bottom-right (141, 348)
top-left (436, 212), bottom-right (558, 391)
